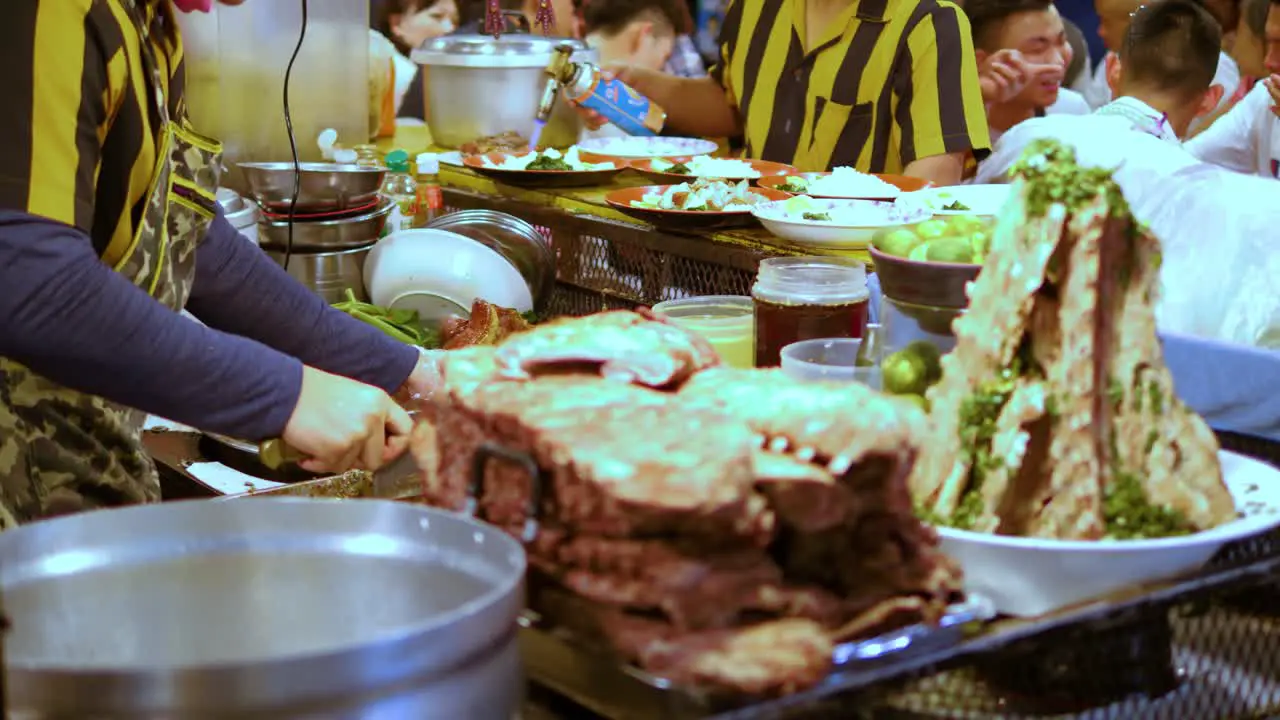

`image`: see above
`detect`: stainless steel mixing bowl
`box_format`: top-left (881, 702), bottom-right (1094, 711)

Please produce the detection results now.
top-left (238, 162), bottom-right (386, 213)
top-left (257, 198), bottom-right (393, 250)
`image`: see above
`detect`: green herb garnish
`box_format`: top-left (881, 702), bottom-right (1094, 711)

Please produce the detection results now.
top-left (942, 200), bottom-right (970, 211)
top-left (1103, 471), bottom-right (1194, 540)
top-left (527, 153), bottom-right (572, 171)
top-left (803, 211), bottom-right (832, 221)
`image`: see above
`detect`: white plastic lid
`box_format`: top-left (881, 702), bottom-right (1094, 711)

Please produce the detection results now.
top-left (752, 256), bottom-right (869, 305)
top-left (332, 148), bottom-right (358, 164)
top-left (316, 128), bottom-right (338, 154)
top-left (416, 153), bottom-right (440, 174)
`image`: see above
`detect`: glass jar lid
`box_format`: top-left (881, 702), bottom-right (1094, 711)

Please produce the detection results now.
top-left (753, 257), bottom-right (868, 305)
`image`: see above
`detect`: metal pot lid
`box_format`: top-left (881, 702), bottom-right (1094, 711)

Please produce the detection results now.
top-left (411, 34), bottom-right (591, 68)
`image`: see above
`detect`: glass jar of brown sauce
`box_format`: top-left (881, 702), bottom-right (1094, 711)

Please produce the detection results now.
top-left (752, 257), bottom-right (870, 367)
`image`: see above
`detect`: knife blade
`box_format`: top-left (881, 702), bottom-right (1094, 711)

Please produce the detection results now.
top-left (370, 449), bottom-right (424, 500)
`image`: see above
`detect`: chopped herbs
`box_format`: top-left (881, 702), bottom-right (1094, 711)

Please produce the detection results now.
top-left (1108, 377), bottom-right (1125, 410)
top-left (779, 179), bottom-right (809, 193)
top-left (803, 211), bottom-right (832, 221)
top-left (1103, 471), bottom-right (1194, 540)
top-left (526, 154), bottom-right (572, 171)
top-left (1147, 380), bottom-right (1164, 414)
top-left (1009, 139), bottom-right (1130, 219)
top-left (667, 162), bottom-right (692, 175)
top-left (942, 200), bottom-right (970, 211)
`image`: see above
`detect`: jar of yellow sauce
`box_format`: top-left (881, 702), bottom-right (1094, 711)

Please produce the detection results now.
top-left (651, 295), bottom-right (754, 369)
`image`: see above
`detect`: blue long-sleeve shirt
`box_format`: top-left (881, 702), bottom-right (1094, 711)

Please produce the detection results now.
top-left (0, 208), bottom-right (418, 440)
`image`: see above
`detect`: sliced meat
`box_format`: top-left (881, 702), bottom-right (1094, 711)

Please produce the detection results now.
top-left (493, 310), bottom-right (721, 389)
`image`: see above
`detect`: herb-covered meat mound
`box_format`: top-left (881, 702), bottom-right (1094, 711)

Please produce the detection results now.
top-left (910, 139), bottom-right (1236, 541)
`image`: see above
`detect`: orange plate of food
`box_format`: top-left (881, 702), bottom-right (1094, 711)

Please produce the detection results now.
top-left (628, 156), bottom-right (798, 185)
top-left (757, 172), bottom-right (932, 200)
top-left (605, 183), bottom-right (792, 230)
top-left (462, 151), bottom-right (627, 188)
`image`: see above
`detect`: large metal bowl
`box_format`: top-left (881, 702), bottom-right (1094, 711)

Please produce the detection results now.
top-left (263, 244), bottom-right (372, 304)
top-left (426, 210), bottom-right (555, 308)
top-left (0, 498), bottom-right (527, 717)
top-left (412, 35), bottom-right (596, 149)
top-left (257, 197), bottom-right (394, 250)
top-left (239, 162), bottom-right (386, 213)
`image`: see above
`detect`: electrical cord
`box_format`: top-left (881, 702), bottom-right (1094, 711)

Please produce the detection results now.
top-left (282, 0), bottom-right (310, 271)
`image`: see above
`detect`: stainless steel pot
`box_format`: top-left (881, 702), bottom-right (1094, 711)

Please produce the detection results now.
top-left (258, 199), bottom-right (394, 250)
top-left (264, 245), bottom-right (371, 304)
top-left (411, 35), bottom-right (596, 149)
top-left (427, 210), bottom-right (556, 308)
top-left (0, 498), bottom-right (526, 718)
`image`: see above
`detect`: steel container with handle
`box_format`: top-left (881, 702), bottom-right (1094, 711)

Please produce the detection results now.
top-left (410, 35), bottom-right (596, 149)
top-left (0, 498), bottom-right (526, 718)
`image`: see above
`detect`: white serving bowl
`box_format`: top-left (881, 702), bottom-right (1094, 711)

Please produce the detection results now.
top-left (917, 184), bottom-right (1012, 216)
top-left (937, 450), bottom-right (1280, 617)
top-left (363, 228), bottom-right (532, 327)
top-left (751, 198), bottom-right (932, 250)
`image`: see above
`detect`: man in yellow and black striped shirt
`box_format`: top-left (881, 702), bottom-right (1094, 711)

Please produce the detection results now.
top-left (607, 0), bottom-right (992, 183)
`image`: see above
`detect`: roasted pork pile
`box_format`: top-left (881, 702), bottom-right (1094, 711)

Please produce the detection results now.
top-left (911, 140), bottom-right (1236, 540)
top-left (415, 309), bottom-right (962, 697)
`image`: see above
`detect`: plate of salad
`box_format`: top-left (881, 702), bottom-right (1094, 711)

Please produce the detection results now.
top-left (464, 147), bottom-right (626, 187)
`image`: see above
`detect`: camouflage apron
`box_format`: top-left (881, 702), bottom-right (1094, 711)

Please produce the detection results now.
top-left (0, 2), bottom-right (222, 529)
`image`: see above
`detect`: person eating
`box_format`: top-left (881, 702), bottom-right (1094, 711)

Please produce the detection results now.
top-left (580, 0), bottom-right (694, 140)
top-left (965, 0), bottom-right (1090, 146)
top-left (974, 0), bottom-right (1280, 347)
top-left (373, 0), bottom-right (461, 120)
top-left (585, 0), bottom-right (992, 184)
top-left (0, 0), bottom-right (434, 527)
top-left (1185, 0), bottom-right (1280, 177)
top-left (1088, 0), bottom-right (1240, 134)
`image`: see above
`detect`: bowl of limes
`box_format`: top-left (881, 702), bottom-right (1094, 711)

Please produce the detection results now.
top-left (868, 214), bottom-right (992, 309)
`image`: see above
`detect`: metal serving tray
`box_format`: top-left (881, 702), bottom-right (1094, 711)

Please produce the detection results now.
top-left (519, 595), bottom-right (996, 720)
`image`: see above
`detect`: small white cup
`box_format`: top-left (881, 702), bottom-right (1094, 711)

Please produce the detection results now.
top-left (780, 338), bottom-right (881, 388)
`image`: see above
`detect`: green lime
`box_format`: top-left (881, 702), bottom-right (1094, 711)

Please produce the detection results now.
top-left (969, 230), bottom-right (991, 259)
top-left (908, 242), bottom-right (931, 262)
top-left (900, 393), bottom-right (930, 412)
top-left (874, 228), bottom-right (922, 258)
top-left (944, 215), bottom-right (985, 235)
top-left (903, 340), bottom-right (943, 385)
top-left (914, 219), bottom-right (949, 240)
top-left (881, 350), bottom-right (930, 395)
top-left (926, 236), bottom-right (975, 264)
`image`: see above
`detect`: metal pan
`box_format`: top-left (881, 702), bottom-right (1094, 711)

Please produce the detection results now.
top-left (0, 498), bottom-right (527, 718)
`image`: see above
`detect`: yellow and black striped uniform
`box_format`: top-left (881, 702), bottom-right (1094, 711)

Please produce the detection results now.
top-left (712, 0), bottom-right (991, 173)
top-left (0, 0), bottom-right (184, 263)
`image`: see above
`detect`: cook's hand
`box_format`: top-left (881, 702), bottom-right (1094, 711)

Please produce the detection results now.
top-left (566, 63), bottom-right (653, 131)
top-left (396, 348), bottom-right (446, 410)
top-left (1266, 75), bottom-right (1280, 119)
top-left (282, 366), bottom-right (413, 473)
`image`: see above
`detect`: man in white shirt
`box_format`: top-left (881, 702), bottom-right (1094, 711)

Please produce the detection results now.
top-left (1085, 0), bottom-right (1239, 134)
top-left (1185, 0), bottom-right (1280, 178)
top-left (966, 0), bottom-right (1089, 144)
top-left (976, 1), bottom-right (1279, 347)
